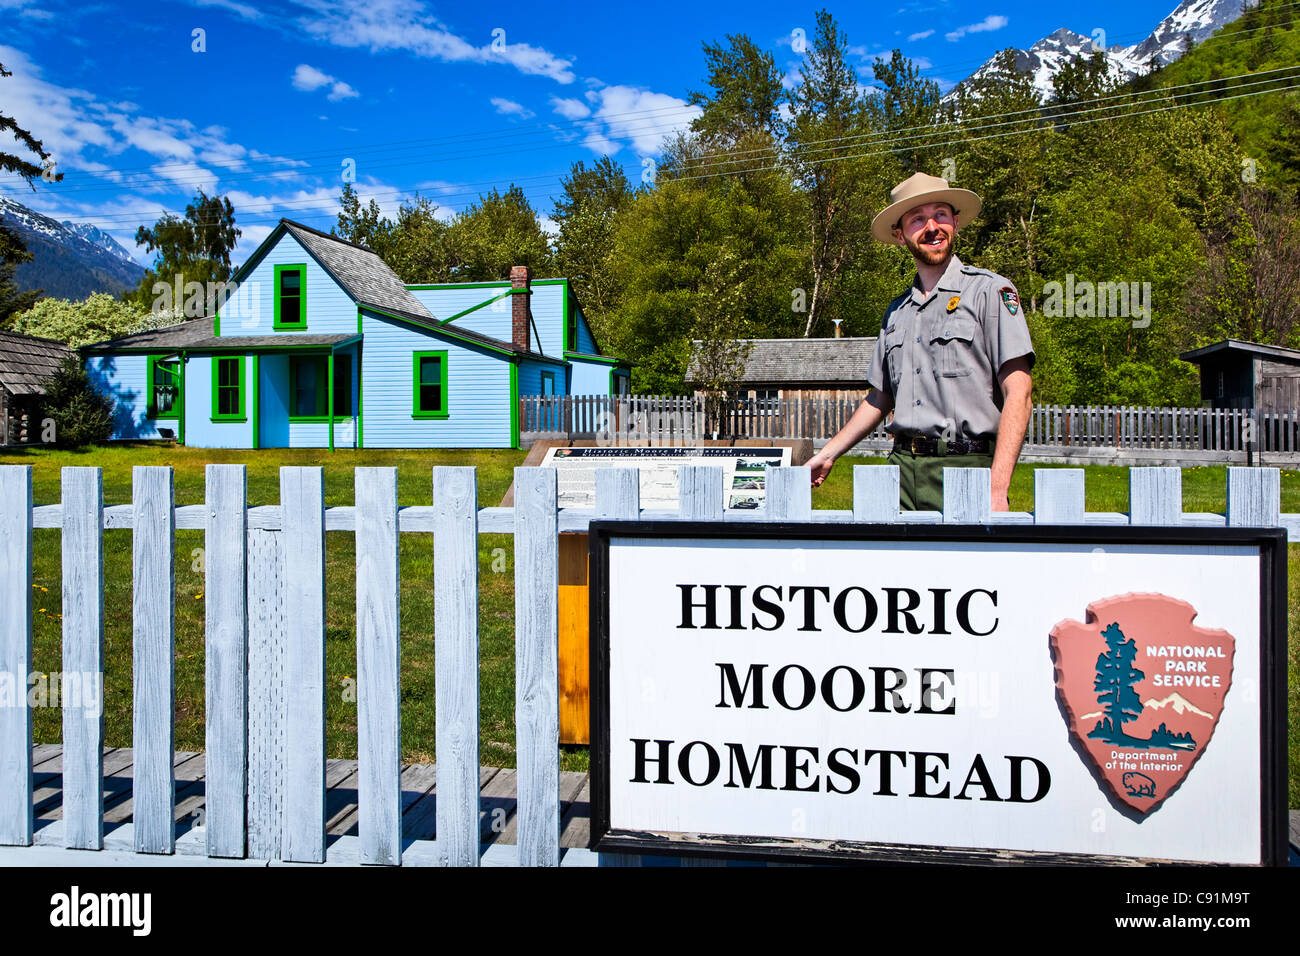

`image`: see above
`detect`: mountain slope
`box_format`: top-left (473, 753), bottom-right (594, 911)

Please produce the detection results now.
top-left (0, 197), bottom-right (146, 301)
top-left (948, 0), bottom-right (1249, 101)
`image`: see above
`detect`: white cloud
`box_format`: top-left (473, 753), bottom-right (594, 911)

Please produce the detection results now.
top-left (192, 0), bottom-right (264, 19)
top-left (152, 160), bottom-right (218, 192)
top-left (582, 84), bottom-right (701, 158)
top-left (491, 97), bottom-right (535, 120)
top-left (291, 63), bottom-right (359, 101)
top-left (0, 41), bottom-right (310, 241)
top-left (908, 29), bottom-right (935, 41)
top-left (294, 0), bottom-right (576, 83)
top-left (946, 15), bottom-right (1008, 42)
top-left (550, 97), bottom-right (591, 121)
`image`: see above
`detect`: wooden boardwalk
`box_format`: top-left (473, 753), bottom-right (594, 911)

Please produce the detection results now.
top-left (25, 745), bottom-right (593, 852)
top-left (17, 744), bottom-right (1300, 865)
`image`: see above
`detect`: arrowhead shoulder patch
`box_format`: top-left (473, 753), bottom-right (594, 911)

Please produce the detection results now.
top-left (999, 286), bottom-right (1020, 316)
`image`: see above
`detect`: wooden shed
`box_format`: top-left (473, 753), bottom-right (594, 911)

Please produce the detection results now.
top-left (0, 329), bottom-right (74, 444)
top-left (1179, 339), bottom-right (1300, 410)
top-left (684, 336), bottom-right (878, 405)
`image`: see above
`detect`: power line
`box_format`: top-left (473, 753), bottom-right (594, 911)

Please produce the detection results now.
top-left (15, 10), bottom-right (1300, 230)
top-left (55, 70), bottom-right (1300, 241)
top-left (665, 78), bottom-right (1300, 186)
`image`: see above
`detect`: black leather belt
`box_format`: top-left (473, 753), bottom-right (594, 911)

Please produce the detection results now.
top-left (894, 434), bottom-right (991, 456)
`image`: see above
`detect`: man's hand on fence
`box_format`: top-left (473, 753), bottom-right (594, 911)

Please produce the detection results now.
top-left (809, 451), bottom-right (835, 487)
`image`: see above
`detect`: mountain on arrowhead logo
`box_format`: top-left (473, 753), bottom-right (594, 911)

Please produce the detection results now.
top-left (1049, 594), bottom-right (1235, 817)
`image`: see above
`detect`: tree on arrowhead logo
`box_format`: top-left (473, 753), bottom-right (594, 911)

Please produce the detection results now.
top-left (1049, 594), bottom-right (1234, 817)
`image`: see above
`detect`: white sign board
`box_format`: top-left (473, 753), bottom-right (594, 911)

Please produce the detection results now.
top-left (540, 446), bottom-right (791, 511)
top-left (589, 523), bottom-right (1287, 865)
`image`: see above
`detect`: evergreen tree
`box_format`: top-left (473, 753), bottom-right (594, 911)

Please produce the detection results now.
top-left (444, 185), bottom-right (552, 281)
top-left (1093, 623), bottom-right (1145, 741)
top-left (40, 356), bottom-right (114, 448)
top-left (126, 189), bottom-right (240, 310)
top-left (553, 158), bottom-right (632, 324)
top-left (786, 10), bottom-right (876, 337)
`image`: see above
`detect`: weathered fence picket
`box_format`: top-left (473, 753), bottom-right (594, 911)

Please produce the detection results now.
top-left (61, 467), bottom-right (103, 850)
top-left (132, 466), bottom-right (174, 854)
top-left (514, 468), bottom-right (560, 867)
top-left (356, 467), bottom-right (402, 866)
top-left (434, 466), bottom-right (480, 867)
top-left (0, 461), bottom-right (1294, 868)
top-left (281, 467), bottom-right (326, 864)
top-left (205, 465), bottom-right (247, 858)
top-left (0, 466), bottom-right (32, 846)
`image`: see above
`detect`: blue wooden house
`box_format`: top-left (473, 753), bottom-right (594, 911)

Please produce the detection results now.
top-left (82, 219), bottom-right (629, 449)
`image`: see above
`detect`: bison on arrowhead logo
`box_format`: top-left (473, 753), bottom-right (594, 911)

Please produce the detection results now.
top-left (1049, 594), bottom-right (1235, 816)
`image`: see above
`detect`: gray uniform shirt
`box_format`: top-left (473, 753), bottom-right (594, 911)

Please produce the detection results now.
top-left (866, 254), bottom-right (1035, 441)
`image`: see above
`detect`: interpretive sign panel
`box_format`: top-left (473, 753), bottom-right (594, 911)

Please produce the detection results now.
top-left (539, 446), bottom-right (792, 511)
top-left (588, 523), bottom-right (1287, 865)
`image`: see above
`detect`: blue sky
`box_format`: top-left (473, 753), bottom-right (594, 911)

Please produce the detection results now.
top-left (0, 0), bottom-right (1191, 268)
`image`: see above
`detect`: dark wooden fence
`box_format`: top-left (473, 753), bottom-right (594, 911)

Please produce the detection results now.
top-left (521, 395), bottom-right (1300, 453)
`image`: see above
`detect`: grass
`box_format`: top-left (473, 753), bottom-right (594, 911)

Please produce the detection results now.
top-left (2, 444), bottom-right (1296, 804)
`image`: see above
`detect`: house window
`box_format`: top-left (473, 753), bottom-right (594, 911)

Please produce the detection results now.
top-left (412, 351), bottom-right (448, 418)
top-left (566, 293), bottom-right (578, 352)
top-left (147, 355), bottom-right (181, 419)
top-left (212, 357), bottom-right (245, 420)
top-left (333, 354), bottom-right (353, 417)
top-left (541, 370), bottom-right (556, 396)
top-left (274, 264), bottom-right (306, 329)
top-left (289, 354), bottom-right (350, 420)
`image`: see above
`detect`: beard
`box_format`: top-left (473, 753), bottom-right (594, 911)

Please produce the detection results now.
top-left (902, 229), bottom-right (953, 267)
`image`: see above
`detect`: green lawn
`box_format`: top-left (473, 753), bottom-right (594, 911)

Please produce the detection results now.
top-left (2, 444), bottom-right (1296, 804)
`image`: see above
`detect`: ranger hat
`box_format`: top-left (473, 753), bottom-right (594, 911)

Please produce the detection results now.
top-left (870, 171), bottom-right (982, 243)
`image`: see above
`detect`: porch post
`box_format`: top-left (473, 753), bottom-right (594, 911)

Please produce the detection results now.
top-left (327, 349), bottom-right (335, 453)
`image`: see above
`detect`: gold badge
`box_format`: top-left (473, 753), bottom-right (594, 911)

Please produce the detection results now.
top-left (946, 295), bottom-right (960, 312)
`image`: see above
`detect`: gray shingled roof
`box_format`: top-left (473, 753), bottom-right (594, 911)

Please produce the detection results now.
top-left (0, 330), bottom-right (75, 395)
top-left (1180, 339), bottom-right (1300, 365)
top-left (365, 303), bottom-right (557, 361)
top-left (685, 337), bottom-right (877, 385)
top-left (80, 318), bottom-right (215, 353)
top-left (282, 220), bottom-right (434, 320)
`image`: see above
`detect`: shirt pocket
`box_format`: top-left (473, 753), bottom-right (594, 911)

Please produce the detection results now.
top-left (930, 316), bottom-right (979, 378)
top-left (883, 325), bottom-right (907, 392)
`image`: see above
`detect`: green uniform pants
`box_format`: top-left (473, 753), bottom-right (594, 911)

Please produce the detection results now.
top-left (886, 447), bottom-right (995, 512)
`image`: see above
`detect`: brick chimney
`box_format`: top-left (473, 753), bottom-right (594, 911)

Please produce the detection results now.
top-left (510, 265), bottom-right (531, 351)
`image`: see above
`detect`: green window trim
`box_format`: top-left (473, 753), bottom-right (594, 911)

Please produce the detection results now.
top-left (211, 356), bottom-right (247, 422)
top-left (412, 350), bottom-right (449, 419)
top-left (288, 353), bottom-right (353, 422)
top-left (540, 370), bottom-right (556, 396)
top-left (273, 263), bottom-right (307, 330)
top-left (146, 354), bottom-right (182, 420)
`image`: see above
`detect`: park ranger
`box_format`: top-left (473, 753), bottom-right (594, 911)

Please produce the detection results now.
top-left (808, 172), bottom-right (1034, 511)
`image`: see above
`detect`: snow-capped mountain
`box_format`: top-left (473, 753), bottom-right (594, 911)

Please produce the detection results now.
top-left (946, 0), bottom-right (1248, 102)
top-left (60, 221), bottom-right (137, 267)
top-left (0, 196), bottom-right (145, 301)
top-left (1142, 692), bottom-right (1214, 719)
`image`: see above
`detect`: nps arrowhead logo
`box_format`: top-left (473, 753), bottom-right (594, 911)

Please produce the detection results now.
top-left (1049, 594), bottom-right (1234, 816)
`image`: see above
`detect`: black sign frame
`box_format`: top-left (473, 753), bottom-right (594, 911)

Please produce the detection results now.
top-left (587, 521), bottom-right (1288, 867)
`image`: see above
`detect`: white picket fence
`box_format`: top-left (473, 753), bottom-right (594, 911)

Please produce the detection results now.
top-left (520, 395), bottom-right (1300, 454)
top-left (0, 463), bottom-right (1289, 867)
